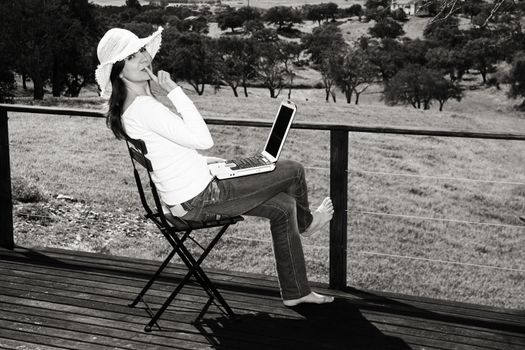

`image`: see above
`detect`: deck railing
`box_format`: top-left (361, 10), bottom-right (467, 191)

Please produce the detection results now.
top-left (1, 103), bottom-right (525, 290)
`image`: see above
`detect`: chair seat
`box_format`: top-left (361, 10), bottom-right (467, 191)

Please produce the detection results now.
top-left (164, 212), bottom-right (244, 231)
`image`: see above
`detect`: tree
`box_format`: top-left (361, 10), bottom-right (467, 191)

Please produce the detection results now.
top-left (462, 38), bottom-right (500, 83)
top-left (426, 46), bottom-right (470, 81)
top-left (363, 0), bottom-right (391, 21)
top-left (0, 70), bottom-right (15, 103)
top-left (508, 52), bottom-right (525, 109)
top-left (301, 24), bottom-right (345, 100)
top-left (331, 47), bottom-right (379, 104)
top-left (237, 6), bottom-right (261, 23)
top-left (215, 37), bottom-right (247, 97)
top-left (301, 24), bottom-right (345, 64)
top-left (0, 0), bottom-right (98, 99)
top-left (263, 6), bottom-right (303, 30)
top-left (319, 55), bottom-right (338, 102)
top-left (239, 38), bottom-right (259, 97)
top-left (391, 8), bottom-right (408, 22)
top-left (384, 64), bottom-right (461, 111)
top-left (278, 41), bottom-right (302, 99)
top-left (304, 3), bottom-right (339, 25)
top-left (433, 78), bottom-right (463, 111)
top-left (368, 17), bottom-right (405, 39)
top-left (2, 0), bottom-right (53, 99)
top-left (423, 16), bottom-right (464, 48)
top-left (366, 38), bottom-right (407, 81)
top-left (162, 32), bottom-right (216, 95)
top-left (252, 31), bottom-right (286, 98)
top-left (216, 6), bottom-right (244, 32)
top-left (134, 9), bottom-right (166, 25)
top-left (243, 19), bottom-right (265, 34)
top-left (126, 0), bottom-right (142, 11)
top-left (345, 4), bottom-right (363, 20)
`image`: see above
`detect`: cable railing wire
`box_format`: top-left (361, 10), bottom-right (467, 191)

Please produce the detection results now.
top-left (359, 251), bottom-right (525, 273)
top-left (14, 211), bottom-right (523, 273)
top-left (352, 210), bottom-right (525, 229)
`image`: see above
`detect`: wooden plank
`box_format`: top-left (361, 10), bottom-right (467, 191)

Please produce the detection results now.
top-left (0, 247), bottom-right (282, 295)
top-left (2, 248), bottom-right (523, 326)
top-left (0, 109), bottom-right (13, 250)
top-left (1, 284), bottom-right (520, 345)
top-left (0, 264), bottom-right (294, 317)
top-left (0, 325), bottom-right (119, 350)
top-left (2, 272), bottom-right (524, 350)
top-left (0, 290), bottom-right (348, 350)
top-left (24, 247), bottom-right (525, 319)
top-left (0, 337), bottom-right (68, 350)
top-left (0, 309), bottom-right (203, 350)
top-left (1, 248), bottom-right (524, 350)
top-left (344, 286), bottom-right (525, 317)
top-left (12, 246), bottom-right (522, 322)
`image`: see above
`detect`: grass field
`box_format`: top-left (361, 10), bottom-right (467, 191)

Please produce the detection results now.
top-left (8, 75), bottom-right (525, 310)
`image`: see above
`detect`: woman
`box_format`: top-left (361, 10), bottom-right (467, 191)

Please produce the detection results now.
top-left (96, 27), bottom-right (334, 306)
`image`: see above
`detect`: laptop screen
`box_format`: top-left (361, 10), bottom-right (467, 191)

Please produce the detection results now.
top-left (264, 104), bottom-right (295, 158)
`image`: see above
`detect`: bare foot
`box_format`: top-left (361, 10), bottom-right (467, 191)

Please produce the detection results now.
top-left (283, 292), bottom-right (335, 307)
top-left (302, 197), bottom-right (334, 237)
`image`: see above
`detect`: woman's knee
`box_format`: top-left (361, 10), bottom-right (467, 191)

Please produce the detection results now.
top-left (278, 159), bottom-right (305, 178)
top-left (269, 193), bottom-right (297, 221)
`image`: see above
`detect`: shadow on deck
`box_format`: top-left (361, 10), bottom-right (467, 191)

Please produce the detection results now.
top-left (0, 247), bottom-right (523, 350)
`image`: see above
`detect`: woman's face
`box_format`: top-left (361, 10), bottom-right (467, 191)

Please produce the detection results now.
top-left (121, 46), bottom-right (152, 85)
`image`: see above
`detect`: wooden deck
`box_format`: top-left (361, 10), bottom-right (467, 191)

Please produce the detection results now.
top-left (0, 247), bottom-right (523, 350)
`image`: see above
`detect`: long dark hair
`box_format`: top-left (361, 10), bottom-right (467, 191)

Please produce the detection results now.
top-left (106, 60), bottom-right (128, 140)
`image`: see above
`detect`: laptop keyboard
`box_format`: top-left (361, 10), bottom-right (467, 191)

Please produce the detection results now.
top-left (228, 155), bottom-right (271, 170)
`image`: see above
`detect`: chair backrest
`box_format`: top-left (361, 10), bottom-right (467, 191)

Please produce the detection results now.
top-left (126, 138), bottom-right (181, 229)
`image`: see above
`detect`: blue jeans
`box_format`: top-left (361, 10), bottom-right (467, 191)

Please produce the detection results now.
top-left (180, 160), bottom-right (314, 300)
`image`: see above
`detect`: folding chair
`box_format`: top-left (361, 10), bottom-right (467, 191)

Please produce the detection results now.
top-left (125, 138), bottom-right (243, 332)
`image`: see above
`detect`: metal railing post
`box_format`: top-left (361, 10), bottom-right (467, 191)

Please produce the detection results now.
top-left (329, 130), bottom-right (348, 290)
top-left (0, 108), bottom-right (14, 249)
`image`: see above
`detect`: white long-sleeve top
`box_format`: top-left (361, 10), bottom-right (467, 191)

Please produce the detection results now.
top-left (122, 87), bottom-right (213, 205)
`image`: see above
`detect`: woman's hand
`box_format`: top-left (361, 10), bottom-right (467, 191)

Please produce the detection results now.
top-left (145, 68), bottom-right (178, 93)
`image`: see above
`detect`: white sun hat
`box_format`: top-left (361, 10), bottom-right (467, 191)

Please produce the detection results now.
top-left (95, 26), bottom-right (163, 98)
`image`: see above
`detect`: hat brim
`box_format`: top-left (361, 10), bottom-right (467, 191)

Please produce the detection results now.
top-left (95, 26), bottom-right (163, 99)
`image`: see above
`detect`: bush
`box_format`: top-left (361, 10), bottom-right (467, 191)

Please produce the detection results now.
top-left (11, 177), bottom-right (46, 203)
top-left (391, 8), bottom-right (407, 22)
top-left (0, 70), bottom-right (15, 103)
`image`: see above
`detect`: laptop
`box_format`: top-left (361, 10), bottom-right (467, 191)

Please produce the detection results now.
top-left (208, 100), bottom-right (297, 180)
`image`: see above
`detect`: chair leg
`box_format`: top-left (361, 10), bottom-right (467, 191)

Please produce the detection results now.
top-left (143, 224), bottom-right (236, 330)
top-left (175, 224), bottom-right (236, 318)
top-left (129, 248), bottom-right (177, 307)
top-left (145, 267), bottom-right (195, 332)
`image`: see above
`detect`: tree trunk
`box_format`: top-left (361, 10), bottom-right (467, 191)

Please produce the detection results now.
top-left (269, 86), bottom-right (275, 98)
top-left (243, 84), bottom-right (248, 97)
top-left (480, 69), bottom-right (487, 84)
top-left (52, 60), bottom-right (62, 97)
top-left (32, 74), bottom-right (44, 100)
top-left (355, 92), bottom-right (361, 105)
top-left (439, 100), bottom-right (445, 111)
top-left (325, 89), bottom-right (330, 102)
top-left (331, 91), bottom-right (336, 103)
top-left (275, 85), bottom-right (282, 98)
top-left (345, 89), bottom-right (352, 104)
top-left (287, 73), bottom-right (293, 100)
top-left (231, 85), bottom-right (238, 97)
top-left (22, 73), bottom-right (28, 90)
top-left (198, 83), bottom-right (205, 95)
